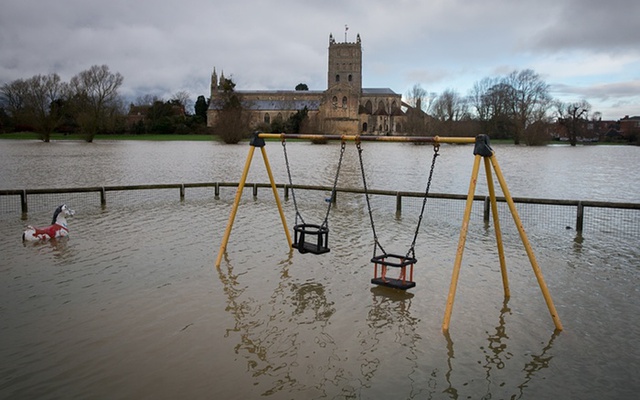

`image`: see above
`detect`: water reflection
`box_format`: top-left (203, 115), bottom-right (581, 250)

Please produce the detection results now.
top-left (217, 253), bottom-right (343, 397)
top-left (21, 236), bottom-right (75, 263)
top-left (443, 300), bottom-right (558, 399)
top-left (364, 287), bottom-right (421, 398)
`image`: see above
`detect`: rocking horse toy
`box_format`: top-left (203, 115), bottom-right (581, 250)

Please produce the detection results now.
top-left (22, 204), bottom-right (75, 241)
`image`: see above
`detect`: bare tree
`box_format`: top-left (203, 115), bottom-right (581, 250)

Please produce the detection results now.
top-left (504, 69), bottom-right (551, 145)
top-left (555, 99), bottom-right (591, 146)
top-left (25, 74), bottom-right (70, 141)
top-left (469, 77), bottom-right (498, 135)
top-left (1, 78), bottom-right (30, 129)
top-left (405, 84), bottom-right (427, 110)
top-left (0, 74), bottom-right (69, 141)
top-left (431, 89), bottom-right (469, 136)
top-left (432, 89), bottom-right (468, 122)
top-left (135, 94), bottom-right (161, 106)
top-left (70, 64), bottom-right (124, 142)
top-left (170, 90), bottom-right (192, 115)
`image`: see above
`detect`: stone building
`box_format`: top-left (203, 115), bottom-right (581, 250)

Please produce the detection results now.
top-left (207, 33), bottom-right (410, 135)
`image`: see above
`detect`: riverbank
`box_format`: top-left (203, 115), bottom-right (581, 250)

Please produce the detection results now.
top-left (0, 132), bottom-right (221, 141)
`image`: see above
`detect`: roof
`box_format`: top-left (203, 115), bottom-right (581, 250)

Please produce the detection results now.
top-left (235, 90), bottom-right (324, 95)
top-left (362, 88), bottom-right (399, 95)
top-left (209, 99), bottom-right (320, 111)
top-left (247, 99), bottom-right (320, 111)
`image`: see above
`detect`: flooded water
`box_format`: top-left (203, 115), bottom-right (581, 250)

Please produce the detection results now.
top-left (0, 139), bottom-right (639, 399)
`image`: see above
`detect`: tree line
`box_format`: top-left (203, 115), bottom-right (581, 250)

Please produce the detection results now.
top-left (2, 65), bottom-right (632, 145)
top-left (404, 69), bottom-right (617, 146)
top-left (0, 65), bottom-right (210, 142)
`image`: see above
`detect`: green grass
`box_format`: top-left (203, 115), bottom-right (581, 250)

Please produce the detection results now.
top-left (0, 132), bottom-right (222, 141)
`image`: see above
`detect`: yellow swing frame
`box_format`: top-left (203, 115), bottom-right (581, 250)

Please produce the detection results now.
top-left (215, 133), bottom-right (563, 333)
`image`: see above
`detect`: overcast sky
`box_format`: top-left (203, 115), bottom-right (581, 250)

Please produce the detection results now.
top-left (1, 0), bottom-right (639, 120)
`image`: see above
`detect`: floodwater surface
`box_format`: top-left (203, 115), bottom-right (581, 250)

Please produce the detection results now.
top-left (0, 140), bottom-right (638, 399)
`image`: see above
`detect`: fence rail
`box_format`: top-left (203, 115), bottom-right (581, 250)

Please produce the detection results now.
top-left (2, 183), bottom-right (639, 236)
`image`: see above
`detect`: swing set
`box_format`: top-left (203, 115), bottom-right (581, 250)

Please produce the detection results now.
top-left (215, 132), bottom-right (563, 333)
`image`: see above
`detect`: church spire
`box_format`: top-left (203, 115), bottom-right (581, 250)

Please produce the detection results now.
top-left (211, 67), bottom-right (218, 98)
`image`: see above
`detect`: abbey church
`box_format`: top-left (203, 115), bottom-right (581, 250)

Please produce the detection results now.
top-left (207, 33), bottom-right (413, 135)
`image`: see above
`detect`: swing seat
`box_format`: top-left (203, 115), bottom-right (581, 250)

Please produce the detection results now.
top-left (292, 224), bottom-right (330, 255)
top-left (370, 253), bottom-right (417, 290)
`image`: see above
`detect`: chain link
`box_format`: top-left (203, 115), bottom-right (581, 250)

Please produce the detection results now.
top-left (283, 139), bottom-right (346, 228)
top-left (282, 139), bottom-right (304, 225)
top-left (322, 141), bottom-right (346, 228)
top-left (357, 141), bottom-right (386, 257)
top-left (406, 144), bottom-right (439, 259)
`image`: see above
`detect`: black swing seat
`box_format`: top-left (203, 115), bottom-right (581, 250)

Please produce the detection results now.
top-left (370, 253), bottom-right (417, 290)
top-left (292, 224), bottom-right (330, 255)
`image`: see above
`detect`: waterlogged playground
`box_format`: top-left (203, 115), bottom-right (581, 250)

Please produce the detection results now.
top-left (0, 135), bottom-right (638, 399)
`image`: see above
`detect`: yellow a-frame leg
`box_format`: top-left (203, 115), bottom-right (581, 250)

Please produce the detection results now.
top-left (442, 135), bottom-right (562, 332)
top-left (215, 135), bottom-right (292, 269)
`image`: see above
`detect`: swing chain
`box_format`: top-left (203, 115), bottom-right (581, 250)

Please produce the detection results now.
top-left (406, 144), bottom-right (440, 259)
top-left (321, 141), bottom-right (346, 228)
top-left (282, 139), bottom-right (304, 226)
top-left (356, 140), bottom-right (386, 258)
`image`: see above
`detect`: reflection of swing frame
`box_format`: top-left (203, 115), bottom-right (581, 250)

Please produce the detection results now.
top-left (215, 133), bottom-right (563, 333)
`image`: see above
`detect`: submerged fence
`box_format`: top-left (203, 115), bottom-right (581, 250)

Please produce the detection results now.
top-left (1, 182), bottom-right (639, 238)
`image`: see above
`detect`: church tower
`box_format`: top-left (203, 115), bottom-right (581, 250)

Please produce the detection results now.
top-left (327, 32), bottom-right (362, 91)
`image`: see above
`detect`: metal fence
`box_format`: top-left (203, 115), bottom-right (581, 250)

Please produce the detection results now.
top-left (1, 182), bottom-right (639, 239)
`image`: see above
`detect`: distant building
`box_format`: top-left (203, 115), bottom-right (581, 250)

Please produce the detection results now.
top-left (619, 115), bottom-right (640, 139)
top-left (207, 33), bottom-right (412, 135)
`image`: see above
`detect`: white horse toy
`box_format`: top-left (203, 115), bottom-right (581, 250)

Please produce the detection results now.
top-left (22, 204), bottom-right (75, 241)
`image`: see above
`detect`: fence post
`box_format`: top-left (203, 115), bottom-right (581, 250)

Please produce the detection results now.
top-left (21, 190), bottom-right (28, 214)
top-left (483, 196), bottom-right (491, 223)
top-left (576, 201), bottom-right (584, 233)
top-left (180, 184), bottom-right (185, 200)
top-left (100, 187), bottom-right (106, 206)
top-left (215, 182), bottom-right (220, 198)
top-left (284, 185), bottom-right (289, 200)
top-left (253, 183), bottom-right (258, 197)
top-left (396, 192), bottom-right (402, 214)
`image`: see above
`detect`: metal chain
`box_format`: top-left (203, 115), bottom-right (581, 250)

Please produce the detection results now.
top-left (282, 139), bottom-right (304, 226)
top-left (283, 139), bottom-right (346, 228)
top-left (357, 141), bottom-right (386, 258)
top-left (321, 141), bottom-right (346, 228)
top-left (406, 144), bottom-right (440, 259)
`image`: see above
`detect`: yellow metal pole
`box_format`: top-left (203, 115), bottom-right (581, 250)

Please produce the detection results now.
top-left (442, 154), bottom-right (482, 333)
top-left (489, 155), bottom-right (563, 331)
top-left (260, 146), bottom-right (293, 249)
top-left (257, 133), bottom-right (476, 145)
top-left (215, 146), bottom-right (256, 269)
top-left (483, 157), bottom-right (510, 298)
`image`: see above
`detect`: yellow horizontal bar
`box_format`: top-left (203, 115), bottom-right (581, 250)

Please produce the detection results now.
top-left (257, 133), bottom-right (475, 144)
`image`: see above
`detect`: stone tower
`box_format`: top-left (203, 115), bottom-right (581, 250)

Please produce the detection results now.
top-left (327, 33), bottom-right (362, 91)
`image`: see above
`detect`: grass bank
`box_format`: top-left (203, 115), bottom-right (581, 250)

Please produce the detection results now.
top-left (0, 132), bottom-right (221, 141)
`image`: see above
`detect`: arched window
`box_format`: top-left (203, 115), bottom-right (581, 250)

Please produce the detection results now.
top-left (348, 74), bottom-right (353, 82)
top-left (362, 122), bottom-right (368, 132)
top-left (378, 101), bottom-right (385, 113)
top-left (264, 113), bottom-right (270, 124)
top-left (276, 112), bottom-right (283, 121)
top-left (335, 74), bottom-right (340, 82)
top-left (332, 96), bottom-right (338, 106)
top-left (365, 100), bottom-right (373, 114)
top-left (396, 123), bottom-right (401, 132)
top-left (342, 96), bottom-right (347, 108)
